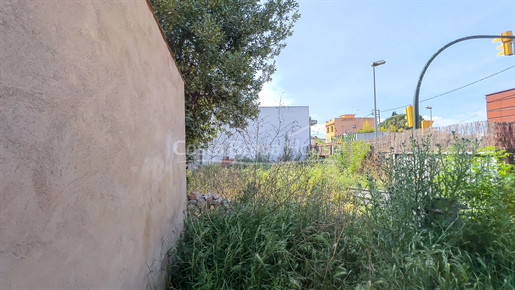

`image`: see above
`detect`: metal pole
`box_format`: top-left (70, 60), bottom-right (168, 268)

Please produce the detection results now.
top-left (430, 109), bottom-right (432, 121)
top-left (378, 110), bottom-right (381, 130)
top-left (373, 66), bottom-right (378, 138)
top-left (413, 34), bottom-right (515, 129)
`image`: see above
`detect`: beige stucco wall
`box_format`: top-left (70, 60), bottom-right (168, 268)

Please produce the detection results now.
top-left (0, 1), bottom-right (186, 289)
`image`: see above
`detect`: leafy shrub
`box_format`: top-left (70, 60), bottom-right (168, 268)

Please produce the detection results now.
top-left (167, 137), bottom-right (515, 289)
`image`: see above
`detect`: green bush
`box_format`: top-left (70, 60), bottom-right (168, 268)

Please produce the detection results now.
top-left (360, 137), bottom-right (515, 289)
top-left (170, 161), bottom-right (352, 289)
top-left (167, 137), bottom-right (515, 289)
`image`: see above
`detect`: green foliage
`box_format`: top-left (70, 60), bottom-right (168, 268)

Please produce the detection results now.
top-left (168, 138), bottom-right (515, 289)
top-left (379, 113), bottom-right (424, 132)
top-left (171, 161), bottom-right (354, 289)
top-left (379, 113), bottom-right (407, 131)
top-left (331, 141), bottom-right (370, 175)
top-left (330, 133), bottom-right (357, 144)
top-left (315, 138), bottom-right (325, 145)
top-left (151, 0), bottom-right (300, 148)
top-left (356, 121), bottom-right (374, 133)
top-left (362, 137), bottom-right (515, 289)
top-left (356, 127), bottom-right (374, 133)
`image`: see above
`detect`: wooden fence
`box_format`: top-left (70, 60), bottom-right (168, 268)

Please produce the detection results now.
top-left (313, 121), bottom-right (515, 156)
top-left (368, 121), bottom-right (514, 153)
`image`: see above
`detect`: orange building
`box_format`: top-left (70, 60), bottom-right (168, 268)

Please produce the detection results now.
top-left (325, 114), bottom-right (375, 142)
top-left (486, 88), bottom-right (515, 122)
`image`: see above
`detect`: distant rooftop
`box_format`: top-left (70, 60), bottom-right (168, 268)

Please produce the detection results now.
top-left (485, 88), bottom-right (515, 97)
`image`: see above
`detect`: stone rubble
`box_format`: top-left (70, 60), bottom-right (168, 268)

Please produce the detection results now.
top-left (187, 191), bottom-right (232, 216)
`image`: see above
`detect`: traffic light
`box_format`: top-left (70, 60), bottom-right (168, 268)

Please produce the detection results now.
top-left (421, 120), bottom-right (434, 129)
top-left (493, 31), bottom-right (513, 56)
top-left (405, 105), bottom-right (414, 128)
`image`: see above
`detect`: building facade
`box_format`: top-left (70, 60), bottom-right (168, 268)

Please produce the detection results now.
top-left (325, 114), bottom-right (375, 142)
top-left (203, 106), bottom-right (313, 163)
top-left (486, 88), bottom-right (515, 122)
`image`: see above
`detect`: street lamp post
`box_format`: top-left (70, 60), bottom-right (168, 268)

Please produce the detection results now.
top-left (372, 60), bottom-right (386, 138)
top-left (425, 106), bottom-right (433, 121)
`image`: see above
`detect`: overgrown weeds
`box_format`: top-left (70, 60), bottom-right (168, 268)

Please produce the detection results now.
top-left (168, 138), bottom-right (515, 289)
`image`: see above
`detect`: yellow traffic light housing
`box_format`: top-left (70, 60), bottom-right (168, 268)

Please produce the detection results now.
top-left (421, 120), bottom-right (434, 136)
top-left (493, 31), bottom-right (514, 56)
top-left (421, 120), bottom-right (434, 129)
top-left (405, 105), bottom-right (415, 128)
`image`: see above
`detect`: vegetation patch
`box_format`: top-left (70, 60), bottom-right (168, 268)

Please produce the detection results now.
top-left (167, 138), bottom-right (514, 289)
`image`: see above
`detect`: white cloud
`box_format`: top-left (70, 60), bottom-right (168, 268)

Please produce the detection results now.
top-left (258, 77), bottom-right (293, 106)
top-left (310, 123), bottom-right (326, 138)
top-left (431, 116), bottom-right (460, 127)
top-left (430, 110), bottom-right (486, 127)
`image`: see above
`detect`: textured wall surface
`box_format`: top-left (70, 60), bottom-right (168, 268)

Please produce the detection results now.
top-left (486, 88), bottom-right (515, 122)
top-left (0, 1), bottom-right (186, 288)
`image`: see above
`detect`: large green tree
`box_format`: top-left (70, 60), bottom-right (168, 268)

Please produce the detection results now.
top-left (380, 112), bottom-right (424, 132)
top-left (151, 0), bottom-right (300, 148)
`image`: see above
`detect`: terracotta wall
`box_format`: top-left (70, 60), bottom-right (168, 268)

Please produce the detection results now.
top-left (335, 117), bottom-right (375, 134)
top-left (325, 117), bottom-right (375, 142)
top-left (0, 1), bottom-right (186, 289)
top-left (486, 88), bottom-right (515, 122)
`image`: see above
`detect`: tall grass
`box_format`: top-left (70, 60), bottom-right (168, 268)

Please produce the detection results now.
top-left (168, 139), bottom-right (515, 289)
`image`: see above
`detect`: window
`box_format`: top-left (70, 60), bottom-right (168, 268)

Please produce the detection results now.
top-left (326, 127), bottom-right (329, 133)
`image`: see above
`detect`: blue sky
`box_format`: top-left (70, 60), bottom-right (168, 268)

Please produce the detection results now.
top-left (258, 0), bottom-right (515, 137)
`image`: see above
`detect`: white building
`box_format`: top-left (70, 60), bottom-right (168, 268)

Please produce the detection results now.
top-left (202, 106), bottom-right (314, 163)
